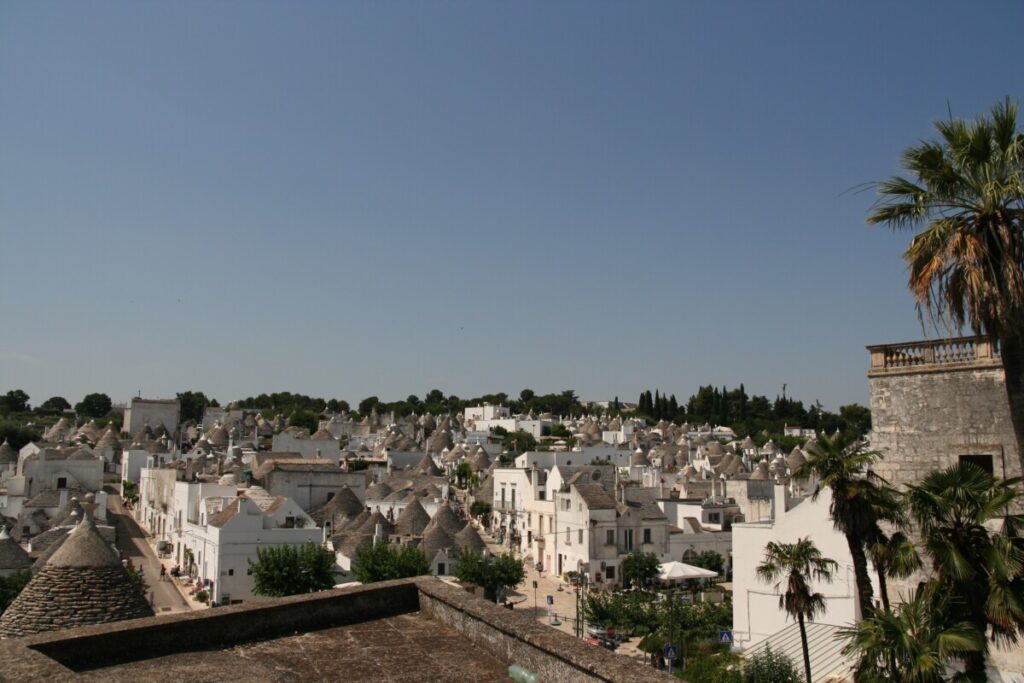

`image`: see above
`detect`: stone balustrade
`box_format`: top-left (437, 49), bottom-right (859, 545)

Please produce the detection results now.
top-left (867, 336), bottom-right (1001, 375)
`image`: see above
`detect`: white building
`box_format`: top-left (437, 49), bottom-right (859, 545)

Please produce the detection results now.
top-left (181, 486), bottom-right (320, 605)
top-left (731, 485), bottom-right (867, 651)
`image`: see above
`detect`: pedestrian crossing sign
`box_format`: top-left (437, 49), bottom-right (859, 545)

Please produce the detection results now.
top-left (719, 630), bottom-right (733, 644)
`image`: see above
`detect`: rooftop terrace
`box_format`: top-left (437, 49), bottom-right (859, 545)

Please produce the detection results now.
top-left (866, 335), bottom-right (1002, 376)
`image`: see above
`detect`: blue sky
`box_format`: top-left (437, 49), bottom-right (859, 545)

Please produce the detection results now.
top-left (1, 1), bottom-right (1021, 410)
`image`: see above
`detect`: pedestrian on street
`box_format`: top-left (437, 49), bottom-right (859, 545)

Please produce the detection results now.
top-left (159, 565), bottom-right (167, 582)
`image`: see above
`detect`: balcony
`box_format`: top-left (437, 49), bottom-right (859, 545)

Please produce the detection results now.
top-left (867, 336), bottom-right (1001, 377)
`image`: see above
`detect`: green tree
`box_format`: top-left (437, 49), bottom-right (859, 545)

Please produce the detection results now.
top-left (743, 646), bottom-right (802, 683)
top-left (176, 391), bottom-right (215, 424)
top-left (503, 430), bottom-right (537, 454)
top-left (756, 538), bottom-right (837, 683)
top-left (904, 464), bottom-right (1024, 678)
top-left (351, 542), bottom-right (430, 583)
top-left (287, 409), bottom-right (319, 433)
top-left (121, 480), bottom-right (139, 506)
top-left (358, 396), bottom-right (380, 415)
top-left (247, 542), bottom-right (336, 597)
top-left (841, 586), bottom-right (984, 683)
top-left (0, 570), bottom-right (30, 615)
top-left (691, 551), bottom-right (725, 577)
top-left (75, 392), bottom-right (112, 418)
top-left (622, 551), bottom-right (660, 589)
top-left (0, 390), bottom-right (30, 414)
top-left (868, 98), bottom-right (1024, 476)
top-left (326, 398), bottom-right (350, 413)
top-left (454, 550), bottom-right (524, 602)
top-left (38, 396), bottom-right (70, 412)
top-left (792, 435), bottom-right (893, 619)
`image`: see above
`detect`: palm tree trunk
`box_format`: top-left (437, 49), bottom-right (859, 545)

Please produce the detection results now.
top-left (876, 569), bottom-right (890, 612)
top-left (798, 612), bottom-right (812, 683)
top-left (846, 534), bottom-right (874, 618)
top-left (999, 334), bottom-right (1024, 479)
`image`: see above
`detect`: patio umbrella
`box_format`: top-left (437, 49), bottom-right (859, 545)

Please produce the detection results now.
top-left (658, 561), bottom-right (717, 583)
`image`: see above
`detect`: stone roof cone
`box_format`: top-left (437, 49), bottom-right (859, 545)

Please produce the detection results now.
top-left (0, 527), bottom-right (30, 574)
top-left (0, 510), bottom-right (154, 638)
top-left (394, 499), bottom-right (431, 537)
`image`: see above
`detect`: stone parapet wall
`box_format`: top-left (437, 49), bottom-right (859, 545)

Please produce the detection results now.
top-left (417, 579), bottom-right (672, 683)
top-left (868, 337), bottom-right (1021, 511)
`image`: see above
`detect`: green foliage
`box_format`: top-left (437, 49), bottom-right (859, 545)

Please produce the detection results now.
top-left (247, 542), bottom-right (336, 597)
top-left (75, 392), bottom-right (112, 418)
top-left (0, 420), bottom-right (42, 450)
top-left (548, 423), bottom-right (572, 438)
top-left (470, 500), bottom-right (492, 517)
top-left (742, 646), bottom-right (801, 683)
top-left (454, 550), bottom-right (525, 601)
top-left (690, 551), bottom-right (725, 577)
top-left (352, 542), bottom-right (431, 583)
top-left (326, 398), bottom-right (350, 413)
top-left (38, 396), bottom-right (71, 412)
top-left (0, 390), bottom-right (30, 414)
top-left (0, 571), bottom-right (30, 615)
top-left (235, 392), bottom-right (328, 415)
top-left (176, 391), bottom-right (216, 424)
top-left (287, 409), bottom-right (320, 433)
top-left (358, 396), bottom-right (380, 415)
top-left (346, 458), bottom-right (370, 472)
top-left (121, 480), bottom-right (139, 505)
top-left (622, 551), bottom-right (661, 588)
top-left (586, 589), bottom-right (660, 637)
top-left (503, 430), bottom-right (537, 454)
top-left (682, 650), bottom-right (742, 683)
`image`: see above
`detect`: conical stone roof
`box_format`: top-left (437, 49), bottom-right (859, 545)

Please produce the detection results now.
top-left (416, 454), bottom-right (443, 477)
top-left (309, 486), bottom-right (364, 526)
top-left (394, 499), bottom-right (430, 536)
top-left (0, 514), bottom-right (153, 637)
top-left (420, 522), bottom-right (454, 559)
top-left (0, 440), bottom-right (16, 464)
top-left (430, 504), bottom-right (463, 536)
top-left (0, 527), bottom-right (30, 572)
top-left (454, 524), bottom-right (485, 552)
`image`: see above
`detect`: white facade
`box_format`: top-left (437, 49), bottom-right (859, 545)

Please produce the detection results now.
top-left (731, 486), bottom-right (867, 651)
top-left (270, 432), bottom-right (341, 464)
top-left (181, 489), bottom-right (320, 605)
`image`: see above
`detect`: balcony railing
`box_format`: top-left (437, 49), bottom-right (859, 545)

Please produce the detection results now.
top-left (867, 336), bottom-right (1001, 375)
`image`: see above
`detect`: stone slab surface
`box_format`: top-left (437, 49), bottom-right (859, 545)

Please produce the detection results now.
top-left (76, 612), bottom-right (512, 682)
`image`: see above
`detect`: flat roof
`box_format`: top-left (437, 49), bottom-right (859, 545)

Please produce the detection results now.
top-left (76, 613), bottom-right (511, 682)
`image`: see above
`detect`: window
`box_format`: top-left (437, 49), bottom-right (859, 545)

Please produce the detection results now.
top-left (643, 528), bottom-right (651, 544)
top-left (578, 529), bottom-right (583, 545)
top-left (538, 491), bottom-right (545, 500)
top-left (959, 454), bottom-right (994, 476)
top-left (624, 529), bottom-right (633, 552)
top-left (605, 566), bottom-right (615, 580)
top-left (438, 563), bottom-right (445, 575)
top-left (326, 492), bottom-right (335, 501)
top-left (511, 489), bottom-right (516, 508)
top-left (549, 517), bottom-right (553, 532)
top-left (566, 527), bottom-right (571, 545)
top-left (22, 526), bottom-right (29, 536)
top-left (606, 530), bottom-right (615, 545)
top-left (228, 569), bottom-right (234, 576)
top-left (501, 489), bottom-right (506, 507)
top-left (56, 477), bottom-right (67, 489)
top-left (708, 512), bottom-right (721, 524)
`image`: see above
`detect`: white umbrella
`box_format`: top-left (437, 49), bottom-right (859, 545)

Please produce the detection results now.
top-left (658, 561), bottom-right (718, 583)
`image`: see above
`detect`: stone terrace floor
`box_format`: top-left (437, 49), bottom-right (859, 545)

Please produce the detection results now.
top-left (76, 612), bottom-right (512, 682)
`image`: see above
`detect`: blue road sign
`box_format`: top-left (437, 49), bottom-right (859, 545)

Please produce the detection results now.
top-left (546, 595), bottom-right (554, 606)
top-left (664, 644), bottom-right (678, 660)
top-left (614, 634), bottom-right (622, 643)
top-left (719, 630), bottom-right (734, 644)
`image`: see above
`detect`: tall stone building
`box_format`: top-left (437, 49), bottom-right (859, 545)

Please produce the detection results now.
top-left (867, 335), bottom-right (1021, 487)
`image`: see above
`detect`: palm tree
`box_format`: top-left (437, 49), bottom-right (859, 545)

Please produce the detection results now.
top-left (868, 98), bottom-right (1024, 475)
top-left (865, 529), bottom-right (921, 613)
top-left (793, 435), bottom-right (893, 619)
top-left (757, 538), bottom-right (838, 683)
top-left (905, 463), bottom-right (1024, 679)
top-left (841, 584), bottom-right (984, 683)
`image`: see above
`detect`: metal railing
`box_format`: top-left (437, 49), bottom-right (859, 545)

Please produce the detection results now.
top-left (867, 336), bottom-right (1000, 373)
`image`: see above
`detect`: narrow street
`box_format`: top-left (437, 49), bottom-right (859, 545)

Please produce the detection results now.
top-left (107, 494), bottom-right (192, 615)
top-left (480, 528), bottom-right (649, 666)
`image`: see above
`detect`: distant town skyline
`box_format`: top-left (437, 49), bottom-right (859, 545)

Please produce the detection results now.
top-left (2, 2), bottom-right (1021, 411)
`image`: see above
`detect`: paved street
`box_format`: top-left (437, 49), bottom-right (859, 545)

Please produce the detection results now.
top-left (107, 494), bottom-right (192, 615)
top-left (480, 527), bottom-right (651, 667)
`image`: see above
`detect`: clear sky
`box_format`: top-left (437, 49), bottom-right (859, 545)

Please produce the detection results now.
top-left (1, 1), bottom-right (1021, 410)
